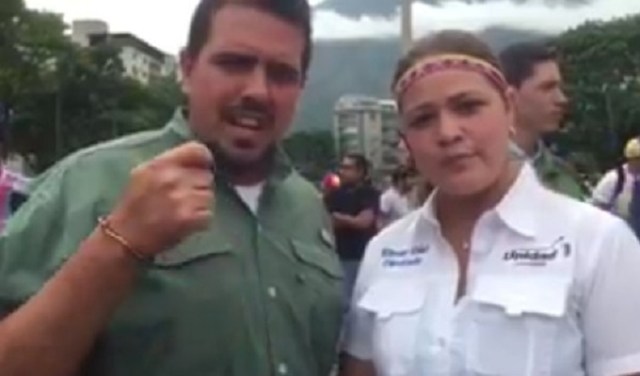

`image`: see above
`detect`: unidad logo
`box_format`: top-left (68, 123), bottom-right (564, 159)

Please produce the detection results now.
top-left (503, 237), bottom-right (571, 266)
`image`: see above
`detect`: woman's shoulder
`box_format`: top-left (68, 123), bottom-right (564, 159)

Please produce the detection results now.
top-left (372, 209), bottom-right (424, 245)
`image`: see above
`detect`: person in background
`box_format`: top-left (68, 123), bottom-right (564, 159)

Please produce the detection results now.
top-left (398, 137), bottom-right (433, 209)
top-left (499, 41), bottom-right (586, 199)
top-left (592, 136), bottom-right (640, 238)
top-left (0, 162), bottom-right (30, 231)
top-left (378, 166), bottom-right (411, 229)
top-left (325, 153), bottom-right (379, 305)
top-left (340, 30), bottom-right (640, 376)
top-left (0, 1), bottom-right (343, 375)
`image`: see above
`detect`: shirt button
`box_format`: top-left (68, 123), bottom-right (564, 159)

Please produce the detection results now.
top-left (267, 287), bottom-right (278, 298)
top-left (277, 363), bottom-right (288, 375)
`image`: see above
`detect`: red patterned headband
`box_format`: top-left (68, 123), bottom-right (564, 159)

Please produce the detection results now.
top-left (394, 54), bottom-right (509, 98)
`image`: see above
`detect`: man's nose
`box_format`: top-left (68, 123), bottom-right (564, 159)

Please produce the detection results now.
top-left (243, 65), bottom-right (270, 102)
top-left (556, 88), bottom-right (569, 108)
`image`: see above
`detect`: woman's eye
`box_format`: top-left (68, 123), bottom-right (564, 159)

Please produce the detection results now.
top-left (407, 113), bottom-right (436, 129)
top-left (454, 100), bottom-right (485, 116)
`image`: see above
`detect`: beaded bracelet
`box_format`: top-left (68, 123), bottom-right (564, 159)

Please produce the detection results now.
top-left (97, 216), bottom-right (149, 262)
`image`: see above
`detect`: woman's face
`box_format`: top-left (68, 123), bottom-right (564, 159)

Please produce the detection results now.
top-left (399, 66), bottom-right (514, 197)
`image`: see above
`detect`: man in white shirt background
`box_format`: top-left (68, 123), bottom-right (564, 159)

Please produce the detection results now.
top-left (592, 136), bottom-right (640, 238)
top-left (378, 167), bottom-right (411, 229)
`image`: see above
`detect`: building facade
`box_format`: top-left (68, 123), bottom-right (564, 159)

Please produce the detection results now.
top-left (333, 95), bottom-right (400, 182)
top-left (71, 20), bottom-right (178, 84)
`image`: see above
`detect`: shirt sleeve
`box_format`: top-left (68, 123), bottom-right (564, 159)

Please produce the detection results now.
top-left (360, 187), bottom-right (380, 215)
top-left (13, 175), bottom-right (31, 194)
top-left (324, 191), bottom-right (337, 213)
top-left (0, 164), bottom-right (96, 319)
top-left (342, 236), bottom-right (380, 360)
top-left (379, 191), bottom-right (392, 216)
top-left (591, 171), bottom-right (616, 206)
top-left (583, 218), bottom-right (640, 376)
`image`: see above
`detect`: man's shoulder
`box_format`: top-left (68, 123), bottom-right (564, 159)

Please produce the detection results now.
top-left (537, 147), bottom-right (577, 176)
top-left (30, 128), bottom-right (174, 200)
top-left (52, 128), bottom-right (170, 172)
top-left (357, 183), bottom-right (379, 197)
top-left (380, 188), bottom-right (394, 200)
top-left (536, 147), bottom-right (587, 197)
top-left (70, 128), bottom-right (172, 167)
top-left (283, 172), bottom-right (322, 200)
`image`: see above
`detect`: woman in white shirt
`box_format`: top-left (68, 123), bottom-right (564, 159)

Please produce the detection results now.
top-left (340, 30), bottom-right (640, 376)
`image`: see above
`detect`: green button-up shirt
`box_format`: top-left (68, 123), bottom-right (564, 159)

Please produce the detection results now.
top-left (509, 141), bottom-right (586, 200)
top-left (0, 110), bottom-right (343, 376)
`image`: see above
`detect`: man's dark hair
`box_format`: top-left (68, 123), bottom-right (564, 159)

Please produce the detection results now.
top-left (185, 0), bottom-right (312, 80)
top-left (390, 167), bottom-right (409, 186)
top-left (344, 153), bottom-right (369, 177)
top-left (499, 41), bottom-right (558, 88)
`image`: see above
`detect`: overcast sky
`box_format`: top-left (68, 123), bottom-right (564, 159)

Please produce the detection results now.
top-left (25, 0), bottom-right (640, 56)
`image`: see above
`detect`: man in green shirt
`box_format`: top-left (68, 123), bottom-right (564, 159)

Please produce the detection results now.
top-left (500, 42), bottom-right (587, 199)
top-left (0, 1), bottom-right (343, 375)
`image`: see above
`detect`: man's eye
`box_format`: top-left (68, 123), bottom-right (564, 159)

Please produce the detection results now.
top-left (211, 54), bottom-right (255, 73)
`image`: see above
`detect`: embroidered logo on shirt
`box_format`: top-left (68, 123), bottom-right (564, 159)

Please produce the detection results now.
top-left (381, 245), bottom-right (429, 268)
top-left (503, 237), bottom-right (571, 266)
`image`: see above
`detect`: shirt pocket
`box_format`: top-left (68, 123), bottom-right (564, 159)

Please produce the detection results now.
top-left (358, 279), bottom-right (428, 376)
top-left (150, 227), bottom-right (233, 268)
top-left (102, 228), bottom-right (238, 374)
top-left (466, 275), bottom-right (571, 376)
top-left (291, 230), bottom-right (343, 283)
top-left (291, 232), bottom-right (344, 375)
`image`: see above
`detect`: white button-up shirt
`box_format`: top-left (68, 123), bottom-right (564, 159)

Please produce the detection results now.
top-left (344, 164), bottom-right (640, 376)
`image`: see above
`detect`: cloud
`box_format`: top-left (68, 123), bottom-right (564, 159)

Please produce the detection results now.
top-left (313, 0), bottom-right (640, 39)
top-left (24, 0), bottom-right (640, 55)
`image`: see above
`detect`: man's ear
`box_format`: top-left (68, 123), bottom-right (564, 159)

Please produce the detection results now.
top-left (503, 86), bottom-right (519, 129)
top-left (179, 48), bottom-right (195, 95)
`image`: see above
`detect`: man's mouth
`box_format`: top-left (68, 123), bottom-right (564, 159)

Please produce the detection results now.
top-left (224, 107), bottom-right (271, 131)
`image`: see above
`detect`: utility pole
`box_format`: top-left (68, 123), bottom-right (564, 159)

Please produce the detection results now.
top-left (401, 0), bottom-right (413, 53)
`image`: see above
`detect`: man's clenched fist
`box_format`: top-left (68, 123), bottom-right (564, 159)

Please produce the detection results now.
top-left (107, 142), bottom-right (215, 258)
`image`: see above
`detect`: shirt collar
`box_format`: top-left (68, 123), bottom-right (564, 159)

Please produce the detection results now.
top-left (165, 108), bottom-right (293, 183)
top-left (419, 164), bottom-right (539, 238)
top-left (509, 140), bottom-right (545, 163)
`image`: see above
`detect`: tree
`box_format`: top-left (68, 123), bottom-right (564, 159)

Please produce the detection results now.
top-left (555, 14), bottom-right (640, 172)
top-left (283, 131), bottom-right (336, 183)
top-left (11, 42), bottom-right (182, 171)
top-left (3, 5), bottom-right (182, 172)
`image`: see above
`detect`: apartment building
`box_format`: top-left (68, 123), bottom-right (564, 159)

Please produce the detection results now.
top-left (71, 20), bottom-right (178, 84)
top-left (333, 95), bottom-right (401, 181)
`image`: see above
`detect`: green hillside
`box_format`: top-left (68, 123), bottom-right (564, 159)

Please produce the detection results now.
top-left (293, 27), bottom-right (547, 132)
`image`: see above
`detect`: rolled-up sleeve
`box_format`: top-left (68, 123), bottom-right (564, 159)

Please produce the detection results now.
top-left (0, 163), bottom-right (96, 320)
top-left (583, 219), bottom-right (640, 376)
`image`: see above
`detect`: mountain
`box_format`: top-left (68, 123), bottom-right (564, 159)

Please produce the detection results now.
top-left (315, 0), bottom-right (594, 19)
top-left (293, 26), bottom-right (548, 131)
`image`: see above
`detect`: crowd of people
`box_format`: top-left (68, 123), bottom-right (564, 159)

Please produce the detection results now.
top-left (0, 0), bottom-right (639, 375)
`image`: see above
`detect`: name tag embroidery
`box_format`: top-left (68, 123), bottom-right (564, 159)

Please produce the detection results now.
top-left (503, 236), bottom-right (572, 267)
top-left (381, 245), bottom-right (429, 268)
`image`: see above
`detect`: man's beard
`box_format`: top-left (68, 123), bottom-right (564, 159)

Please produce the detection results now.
top-left (208, 141), bottom-right (277, 180)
